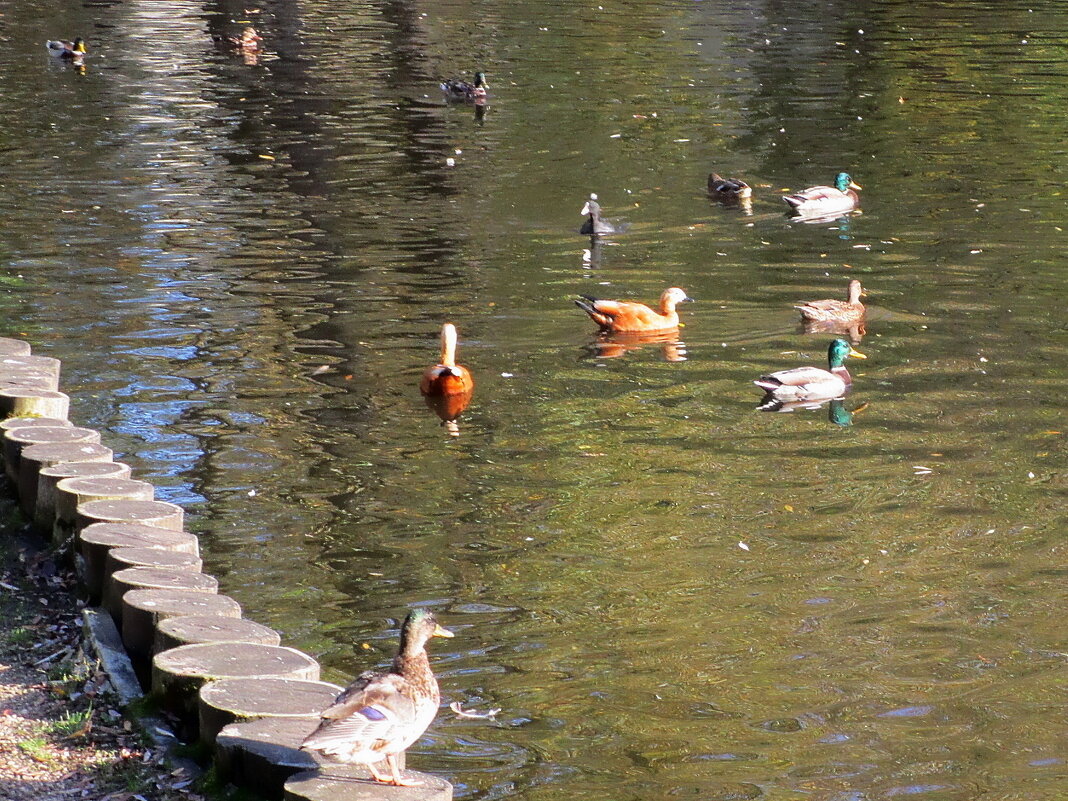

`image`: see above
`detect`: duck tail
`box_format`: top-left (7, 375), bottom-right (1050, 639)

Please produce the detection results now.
top-left (782, 195), bottom-right (803, 209)
top-left (753, 378), bottom-right (781, 391)
top-left (574, 298), bottom-right (597, 316)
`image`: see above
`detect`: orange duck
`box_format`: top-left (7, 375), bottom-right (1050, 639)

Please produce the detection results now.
top-left (420, 323), bottom-right (473, 397)
top-left (575, 287), bottom-right (692, 334)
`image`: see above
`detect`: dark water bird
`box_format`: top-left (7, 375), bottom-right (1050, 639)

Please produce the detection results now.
top-left (796, 279), bottom-right (866, 324)
top-left (707, 172), bottom-right (752, 200)
top-left (783, 172), bottom-right (861, 216)
top-left (420, 323), bottom-right (474, 397)
top-left (754, 339), bottom-right (866, 402)
top-left (46, 38), bottom-right (87, 64)
top-left (301, 609), bottom-right (454, 786)
top-left (576, 287), bottom-right (692, 334)
top-left (579, 194), bottom-right (615, 237)
top-left (441, 72), bottom-right (488, 101)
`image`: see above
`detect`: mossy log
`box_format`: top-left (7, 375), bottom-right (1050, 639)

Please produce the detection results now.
top-left (103, 565), bottom-right (216, 620)
top-left (199, 677), bottom-right (343, 748)
top-left (155, 614), bottom-right (280, 654)
top-left (79, 522), bottom-right (200, 602)
top-left (35, 460), bottom-right (129, 529)
top-left (0, 388), bottom-right (70, 421)
top-left (152, 643), bottom-right (320, 736)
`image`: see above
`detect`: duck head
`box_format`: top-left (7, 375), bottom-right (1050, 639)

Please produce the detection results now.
top-left (835, 172), bottom-right (862, 192)
top-left (827, 338), bottom-right (866, 369)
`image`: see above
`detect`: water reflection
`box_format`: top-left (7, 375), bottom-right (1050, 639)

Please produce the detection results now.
top-left (584, 331), bottom-right (687, 362)
top-left (757, 396), bottom-right (870, 428)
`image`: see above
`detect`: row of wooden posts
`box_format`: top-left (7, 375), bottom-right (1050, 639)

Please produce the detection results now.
top-left (0, 338), bottom-right (451, 801)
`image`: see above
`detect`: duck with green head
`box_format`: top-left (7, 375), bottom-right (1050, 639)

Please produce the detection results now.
top-left (783, 172), bottom-right (861, 216)
top-left (441, 72), bottom-right (488, 102)
top-left (301, 609), bottom-right (454, 786)
top-left (46, 37), bottom-right (87, 64)
top-left (754, 338), bottom-right (866, 402)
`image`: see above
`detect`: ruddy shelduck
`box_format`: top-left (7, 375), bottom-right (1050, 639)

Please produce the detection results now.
top-left (420, 323), bottom-right (473, 397)
top-left (575, 287), bottom-right (693, 334)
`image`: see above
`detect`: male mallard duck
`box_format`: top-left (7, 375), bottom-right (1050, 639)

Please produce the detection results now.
top-left (301, 609), bottom-right (454, 786)
top-left (46, 38), bottom-right (87, 63)
top-left (783, 172), bottom-right (861, 216)
top-left (440, 72), bottom-right (488, 101)
top-left (754, 338), bottom-right (866, 402)
top-left (796, 279), bottom-right (866, 324)
top-left (576, 287), bottom-right (692, 334)
top-left (708, 172), bottom-right (752, 200)
top-left (420, 323), bottom-right (474, 397)
top-left (579, 194), bottom-right (615, 237)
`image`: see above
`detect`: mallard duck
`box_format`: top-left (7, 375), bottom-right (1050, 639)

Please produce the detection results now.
top-left (783, 172), bottom-right (861, 216)
top-left (301, 609), bottom-right (454, 786)
top-left (579, 194), bottom-right (615, 237)
top-left (440, 72), bottom-right (488, 101)
top-left (420, 323), bottom-right (474, 397)
top-left (576, 287), bottom-right (692, 334)
top-left (707, 172), bottom-right (752, 200)
top-left (754, 339), bottom-right (866, 402)
top-left (46, 38), bottom-right (87, 63)
top-left (796, 279), bottom-right (866, 324)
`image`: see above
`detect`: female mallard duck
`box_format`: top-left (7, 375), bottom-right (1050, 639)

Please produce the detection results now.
top-left (754, 338), bottom-right (866, 402)
top-left (420, 323), bottom-right (474, 397)
top-left (708, 172), bottom-right (752, 200)
top-left (576, 287), bottom-right (692, 334)
top-left (579, 194), bottom-right (615, 237)
top-left (46, 38), bottom-right (87, 63)
top-left (796, 279), bottom-right (866, 324)
top-left (441, 72), bottom-right (488, 101)
top-left (783, 172), bottom-right (861, 216)
top-left (301, 609), bottom-right (454, 786)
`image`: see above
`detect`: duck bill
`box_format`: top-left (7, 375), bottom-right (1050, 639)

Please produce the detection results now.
top-left (580, 202), bottom-right (591, 216)
top-left (849, 180), bottom-right (862, 190)
top-left (433, 624), bottom-right (455, 638)
top-left (848, 347), bottom-right (867, 359)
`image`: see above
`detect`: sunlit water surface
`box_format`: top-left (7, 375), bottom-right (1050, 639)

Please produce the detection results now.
top-left (1, 0), bottom-right (1065, 799)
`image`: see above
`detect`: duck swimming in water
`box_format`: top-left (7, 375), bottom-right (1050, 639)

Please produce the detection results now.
top-left (46, 38), bottom-right (87, 64)
top-left (420, 323), bottom-right (474, 397)
top-left (783, 172), bottom-right (861, 216)
top-left (301, 610), bottom-right (454, 786)
top-left (579, 194), bottom-right (615, 237)
top-left (575, 287), bottom-right (692, 334)
top-left (754, 339), bottom-right (866, 402)
top-left (707, 172), bottom-right (752, 201)
top-left (441, 72), bottom-right (488, 101)
top-left (796, 279), bottom-right (866, 325)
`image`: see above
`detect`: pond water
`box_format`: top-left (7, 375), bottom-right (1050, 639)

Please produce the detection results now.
top-left (1, 0), bottom-right (1065, 798)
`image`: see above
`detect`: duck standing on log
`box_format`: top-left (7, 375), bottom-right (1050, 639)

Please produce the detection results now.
top-left (301, 609), bottom-right (454, 786)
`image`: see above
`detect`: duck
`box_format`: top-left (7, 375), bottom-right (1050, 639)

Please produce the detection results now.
top-left (753, 338), bottom-right (866, 402)
top-left (440, 72), bottom-right (488, 101)
top-left (707, 172), bottom-right (752, 200)
top-left (420, 323), bottom-right (474, 397)
top-left (575, 287), bottom-right (692, 334)
top-left (796, 279), bottom-right (866, 324)
top-left (46, 38), bottom-right (87, 63)
top-left (301, 609), bottom-right (454, 786)
top-left (783, 172), bottom-right (861, 216)
top-left (579, 194), bottom-right (615, 237)
top-left (228, 27), bottom-right (262, 50)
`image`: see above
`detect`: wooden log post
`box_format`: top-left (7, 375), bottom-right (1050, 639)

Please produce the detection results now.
top-left (54, 477), bottom-right (155, 550)
top-left (121, 589), bottom-right (243, 688)
top-left (0, 337), bottom-right (32, 357)
top-left (4, 425), bottom-right (100, 484)
top-left (79, 522), bottom-right (200, 604)
top-left (0, 388), bottom-right (70, 421)
top-left (103, 567), bottom-right (218, 621)
top-left (35, 459), bottom-right (128, 530)
top-left (0, 416), bottom-right (71, 433)
top-left (0, 373), bottom-right (59, 391)
top-left (155, 614), bottom-right (280, 654)
top-left (0, 354), bottom-right (61, 383)
top-left (216, 717), bottom-right (327, 801)
top-left (199, 677), bottom-right (342, 749)
top-left (284, 765), bottom-right (453, 801)
top-left (152, 643), bottom-right (320, 739)
top-left (75, 499), bottom-right (184, 536)
top-left (105, 546), bottom-right (202, 587)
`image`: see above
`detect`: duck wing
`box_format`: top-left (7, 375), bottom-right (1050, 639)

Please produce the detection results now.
top-left (783, 185), bottom-right (842, 209)
top-left (301, 671), bottom-right (418, 752)
top-left (754, 365), bottom-right (835, 389)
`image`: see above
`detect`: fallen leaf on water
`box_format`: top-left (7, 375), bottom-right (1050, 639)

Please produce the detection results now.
top-left (738, 541), bottom-right (750, 551)
top-left (784, 504), bottom-right (794, 512)
top-left (257, 154), bottom-right (275, 160)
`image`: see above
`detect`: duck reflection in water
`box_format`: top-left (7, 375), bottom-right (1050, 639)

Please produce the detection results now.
top-left (586, 330), bottom-right (687, 362)
top-left (757, 396), bottom-right (869, 427)
top-left (424, 391), bottom-right (472, 437)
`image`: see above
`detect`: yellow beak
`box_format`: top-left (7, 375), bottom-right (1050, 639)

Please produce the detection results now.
top-left (849, 180), bottom-right (863, 191)
top-left (433, 624), bottom-right (455, 638)
top-left (849, 347), bottom-right (867, 359)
